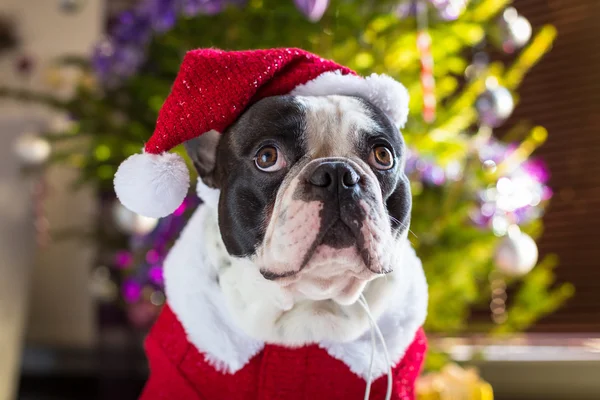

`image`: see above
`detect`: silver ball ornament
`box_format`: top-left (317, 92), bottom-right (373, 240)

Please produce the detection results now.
top-left (494, 7), bottom-right (532, 53)
top-left (494, 227), bottom-right (538, 276)
top-left (14, 133), bottom-right (51, 166)
top-left (476, 84), bottom-right (514, 128)
top-left (112, 202), bottom-right (158, 235)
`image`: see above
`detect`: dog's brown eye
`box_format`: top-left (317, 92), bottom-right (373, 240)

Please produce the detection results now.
top-left (369, 146), bottom-right (394, 170)
top-left (255, 146), bottom-right (286, 172)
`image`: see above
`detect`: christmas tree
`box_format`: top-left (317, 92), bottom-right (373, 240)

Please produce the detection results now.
top-left (2, 0), bottom-right (573, 371)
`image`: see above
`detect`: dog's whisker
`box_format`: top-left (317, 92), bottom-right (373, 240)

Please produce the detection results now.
top-left (389, 215), bottom-right (418, 240)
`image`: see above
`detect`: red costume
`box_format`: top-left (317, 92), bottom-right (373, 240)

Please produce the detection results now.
top-left (141, 305), bottom-right (426, 400)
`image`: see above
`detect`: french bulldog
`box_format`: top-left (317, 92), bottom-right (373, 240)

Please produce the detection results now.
top-left (149, 93), bottom-right (428, 398)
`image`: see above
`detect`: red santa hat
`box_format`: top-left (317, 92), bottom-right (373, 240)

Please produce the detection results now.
top-left (114, 48), bottom-right (410, 218)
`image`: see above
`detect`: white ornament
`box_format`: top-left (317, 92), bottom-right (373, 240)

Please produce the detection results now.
top-left (112, 201), bottom-right (159, 235)
top-left (494, 7), bottom-right (532, 53)
top-left (494, 226), bottom-right (538, 276)
top-left (14, 133), bottom-right (51, 166)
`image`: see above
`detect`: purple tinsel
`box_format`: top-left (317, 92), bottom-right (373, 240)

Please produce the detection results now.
top-left (406, 140), bottom-right (552, 231)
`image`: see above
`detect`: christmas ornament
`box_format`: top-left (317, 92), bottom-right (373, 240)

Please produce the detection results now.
top-left (150, 290), bottom-right (166, 306)
top-left (493, 7), bottom-right (532, 54)
top-left (123, 278), bottom-right (143, 303)
top-left (294, 0), bottom-right (330, 22)
top-left (114, 250), bottom-right (133, 269)
top-left (476, 80), bottom-right (514, 128)
top-left (112, 202), bottom-right (158, 235)
top-left (14, 133), bottom-right (51, 166)
top-left (473, 138), bottom-right (551, 230)
top-left (494, 226), bottom-right (538, 276)
top-left (113, 48), bottom-right (409, 218)
top-left (59, 0), bottom-right (86, 14)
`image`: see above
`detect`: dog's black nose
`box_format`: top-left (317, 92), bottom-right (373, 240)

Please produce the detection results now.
top-left (309, 161), bottom-right (360, 192)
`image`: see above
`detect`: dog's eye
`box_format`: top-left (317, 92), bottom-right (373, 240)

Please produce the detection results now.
top-left (369, 145), bottom-right (394, 170)
top-left (254, 146), bottom-right (286, 172)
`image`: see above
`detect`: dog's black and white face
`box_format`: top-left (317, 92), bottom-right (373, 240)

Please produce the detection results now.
top-left (186, 94), bottom-right (412, 308)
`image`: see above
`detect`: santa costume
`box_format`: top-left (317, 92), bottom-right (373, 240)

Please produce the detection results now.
top-left (113, 48), bottom-right (428, 400)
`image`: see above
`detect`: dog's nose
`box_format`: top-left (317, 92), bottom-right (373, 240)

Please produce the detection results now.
top-left (309, 161), bottom-right (360, 192)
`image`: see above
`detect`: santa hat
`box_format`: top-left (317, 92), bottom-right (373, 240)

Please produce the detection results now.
top-left (114, 48), bottom-right (410, 218)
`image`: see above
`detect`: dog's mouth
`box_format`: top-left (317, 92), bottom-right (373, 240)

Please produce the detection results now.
top-left (260, 214), bottom-right (389, 284)
top-left (298, 218), bottom-right (356, 268)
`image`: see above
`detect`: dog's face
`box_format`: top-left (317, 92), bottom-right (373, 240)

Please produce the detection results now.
top-left (186, 95), bottom-right (411, 306)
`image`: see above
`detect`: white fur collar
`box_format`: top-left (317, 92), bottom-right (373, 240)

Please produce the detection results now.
top-left (164, 182), bottom-right (427, 379)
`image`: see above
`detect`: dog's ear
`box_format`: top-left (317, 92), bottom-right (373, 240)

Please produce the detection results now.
top-left (184, 130), bottom-right (220, 188)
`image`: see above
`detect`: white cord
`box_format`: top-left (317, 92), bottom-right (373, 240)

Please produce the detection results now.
top-left (363, 310), bottom-right (376, 400)
top-left (358, 294), bottom-right (393, 400)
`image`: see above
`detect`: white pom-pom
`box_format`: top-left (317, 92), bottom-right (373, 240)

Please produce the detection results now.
top-left (291, 71), bottom-right (410, 128)
top-left (114, 152), bottom-right (190, 218)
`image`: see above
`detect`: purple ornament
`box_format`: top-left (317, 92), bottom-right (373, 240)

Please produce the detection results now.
top-left (146, 249), bottom-right (161, 264)
top-left (115, 251), bottom-right (133, 269)
top-left (294, 0), bottom-right (329, 22)
top-left (123, 279), bottom-right (142, 303)
top-left (148, 266), bottom-right (164, 285)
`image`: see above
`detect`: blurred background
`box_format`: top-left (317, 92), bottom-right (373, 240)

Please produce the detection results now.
top-left (0, 0), bottom-right (598, 399)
